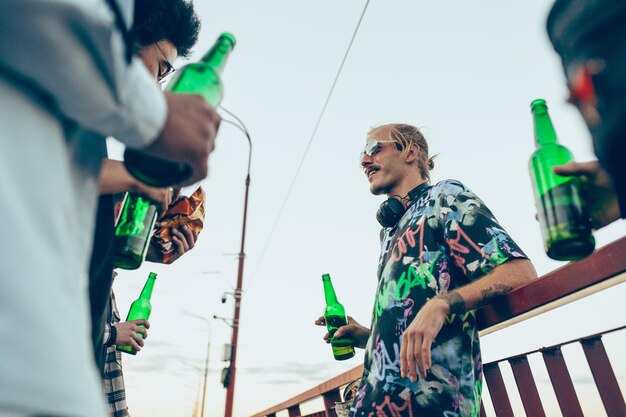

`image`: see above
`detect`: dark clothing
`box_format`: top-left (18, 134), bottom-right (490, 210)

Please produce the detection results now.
top-left (351, 180), bottom-right (527, 417)
top-left (547, 0), bottom-right (626, 216)
top-left (89, 194), bottom-right (116, 375)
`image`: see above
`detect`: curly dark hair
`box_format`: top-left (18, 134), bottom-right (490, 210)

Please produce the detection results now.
top-left (131, 0), bottom-right (201, 58)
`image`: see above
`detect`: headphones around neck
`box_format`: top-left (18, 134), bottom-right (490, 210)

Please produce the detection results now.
top-left (376, 182), bottom-right (431, 228)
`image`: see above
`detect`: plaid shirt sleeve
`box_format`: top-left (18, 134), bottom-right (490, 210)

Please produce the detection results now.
top-left (103, 290), bottom-right (130, 417)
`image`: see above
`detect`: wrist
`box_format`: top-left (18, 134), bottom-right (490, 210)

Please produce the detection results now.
top-left (436, 292), bottom-right (465, 317)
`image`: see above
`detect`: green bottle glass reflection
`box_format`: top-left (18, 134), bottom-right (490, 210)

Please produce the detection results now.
top-left (112, 193), bottom-right (158, 270)
top-left (322, 273), bottom-right (355, 361)
top-left (123, 32), bottom-right (237, 187)
top-left (117, 272), bottom-right (157, 355)
top-left (529, 98), bottom-right (595, 261)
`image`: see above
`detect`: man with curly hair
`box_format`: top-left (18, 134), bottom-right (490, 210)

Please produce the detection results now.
top-left (89, 0), bottom-right (201, 374)
top-left (90, 1), bottom-right (204, 415)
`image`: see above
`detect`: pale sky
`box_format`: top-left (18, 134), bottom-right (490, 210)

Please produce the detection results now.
top-left (109, 1), bottom-right (626, 417)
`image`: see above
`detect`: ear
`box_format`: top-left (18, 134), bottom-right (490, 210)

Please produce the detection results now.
top-left (405, 143), bottom-right (420, 163)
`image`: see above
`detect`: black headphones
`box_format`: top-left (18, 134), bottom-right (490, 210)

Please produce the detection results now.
top-left (376, 182), bottom-right (431, 228)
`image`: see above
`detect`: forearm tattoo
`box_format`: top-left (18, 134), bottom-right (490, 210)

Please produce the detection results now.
top-left (480, 283), bottom-right (513, 301)
top-left (438, 292), bottom-right (466, 316)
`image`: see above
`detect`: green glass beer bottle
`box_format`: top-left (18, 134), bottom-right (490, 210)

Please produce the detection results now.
top-left (117, 272), bottom-right (157, 355)
top-left (112, 193), bottom-right (158, 270)
top-left (529, 98), bottom-right (595, 260)
top-left (322, 273), bottom-right (355, 361)
top-left (124, 32), bottom-right (237, 187)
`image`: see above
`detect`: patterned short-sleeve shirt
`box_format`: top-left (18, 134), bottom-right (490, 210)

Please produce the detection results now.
top-left (351, 179), bottom-right (527, 417)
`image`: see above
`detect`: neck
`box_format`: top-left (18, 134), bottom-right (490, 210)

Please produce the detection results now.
top-left (386, 174), bottom-right (426, 204)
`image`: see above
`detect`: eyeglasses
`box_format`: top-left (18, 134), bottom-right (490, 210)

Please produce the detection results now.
top-left (155, 42), bottom-right (176, 84)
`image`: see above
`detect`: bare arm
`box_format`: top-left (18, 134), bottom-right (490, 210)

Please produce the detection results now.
top-left (99, 159), bottom-right (174, 216)
top-left (99, 159), bottom-right (140, 195)
top-left (400, 258), bottom-right (537, 381)
top-left (438, 258), bottom-right (537, 316)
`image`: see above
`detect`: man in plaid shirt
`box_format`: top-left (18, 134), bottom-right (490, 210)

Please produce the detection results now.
top-left (103, 286), bottom-right (137, 417)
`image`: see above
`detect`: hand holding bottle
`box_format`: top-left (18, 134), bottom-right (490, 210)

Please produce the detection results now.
top-left (133, 93), bottom-right (221, 186)
top-left (528, 98), bottom-right (595, 260)
top-left (124, 33), bottom-right (235, 187)
top-left (133, 185), bottom-right (176, 218)
top-left (117, 273), bottom-right (157, 355)
top-left (314, 315), bottom-right (370, 349)
top-left (114, 319), bottom-right (150, 352)
top-left (553, 161), bottom-right (621, 228)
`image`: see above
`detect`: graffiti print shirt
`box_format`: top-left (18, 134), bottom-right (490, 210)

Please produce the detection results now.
top-left (352, 180), bottom-right (527, 417)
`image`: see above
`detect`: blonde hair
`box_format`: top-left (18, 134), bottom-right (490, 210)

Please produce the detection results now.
top-left (369, 123), bottom-right (436, 182)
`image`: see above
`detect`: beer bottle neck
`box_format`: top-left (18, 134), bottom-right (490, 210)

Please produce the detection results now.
top-left (201, 38), bottom-right (234, 75)
top-left (531, 99), bottom-right (558, 147)
top-left (139, 273), bottom-right (157, 300)
top-left (322, 274), bottom-right (338, 305)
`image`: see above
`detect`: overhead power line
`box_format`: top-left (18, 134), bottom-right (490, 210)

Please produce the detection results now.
top-left (245, 0), bottom-right (371, 292)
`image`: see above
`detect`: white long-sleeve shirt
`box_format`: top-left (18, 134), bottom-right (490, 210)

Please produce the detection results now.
top-left (0, 0), bottom-right (166, 146)
top-left (0, 1), bottom-right (167, 416)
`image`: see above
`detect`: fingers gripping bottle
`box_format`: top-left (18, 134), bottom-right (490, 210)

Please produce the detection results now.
top-left (117, 272), bottom-right (157, 355)
top-left (528, 98), bottom-right (595, 260)
top-left (322, 273), bottom-right (355, 361)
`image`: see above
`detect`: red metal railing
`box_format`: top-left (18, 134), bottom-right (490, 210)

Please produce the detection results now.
top-left (482, 325), bottom-right (625, 417)
top-left (250, 236), bottom-right (626, 417)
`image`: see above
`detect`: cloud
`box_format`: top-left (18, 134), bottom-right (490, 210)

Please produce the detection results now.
top-left (242, 361), bottom-right (339, 383)
top-left (146, 339), bottom-right (176, 350)
top-left (264, 378), bottom-right (300, 385)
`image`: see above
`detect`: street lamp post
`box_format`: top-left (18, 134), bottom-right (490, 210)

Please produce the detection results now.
top-left (223, 115), bottom-right (252, 417)
top-left (188, 365), bottom-right (203, 417)
top-left (182, 310), bottom-right (212, 417)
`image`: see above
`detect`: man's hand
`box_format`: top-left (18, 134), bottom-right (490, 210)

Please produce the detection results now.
top-left (399, 297), bottom-right (449, 381)
top-left (133, 186), bottom-right (174, 217)
top-left (139, 93), bottom-right (221, 186)
top-left (314, 315), bottom-right (370, 349)
top-left (169, 224), bottom-right (198, 262)
top-left (398, 259), bottom-right (535, 381)
top-left (114, 319), bottom-right (150, 351)
top-left (553, 161), bottom-right (620, 228)
top-left (146, 224), bottom-right (198, 264)
top-left (98, 159), bottom-right (180, 217)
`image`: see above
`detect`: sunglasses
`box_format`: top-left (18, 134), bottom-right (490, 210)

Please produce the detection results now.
top-left (360, 139), bottom-right (397, 160)
top-left (156, 43), bottom-right (176, 84)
